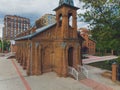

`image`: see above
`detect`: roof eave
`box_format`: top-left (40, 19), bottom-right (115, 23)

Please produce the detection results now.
top-left (53, 4), bottom-right (79, 11)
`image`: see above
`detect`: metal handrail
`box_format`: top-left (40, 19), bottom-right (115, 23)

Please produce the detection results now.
top-left (68, 66), bottom-right (79, 80)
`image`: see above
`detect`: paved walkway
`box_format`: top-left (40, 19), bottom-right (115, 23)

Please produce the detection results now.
top-left (81, 79), bottom-right (113, 90)
top-left (81, 65), bottom-right (120, 90)
top-left (0, 57), bottom-right (26, 90)
top-left (0, 55), bottom-right (91, 90)
top-left (83, 55), bottom-right (118, 64)
top-left (0, 53), bottom-right (120, 90)
top-left (11, 60), bottom-right (31, 90)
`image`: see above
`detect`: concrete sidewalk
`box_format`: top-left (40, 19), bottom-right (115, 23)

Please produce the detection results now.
top-left (0, 54), bottom-right (120, 90)
top-left (0, 56), bottom-right (92, 90)
top-left (82, 65), bottom-right (120, 90)
top-left (0, 57), bottom-right (26, 90)
top-left (13, 59), bottom-right (92, 90)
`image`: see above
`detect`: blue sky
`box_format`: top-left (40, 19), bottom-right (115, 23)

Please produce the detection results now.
top-left (0, 0), bottom-right (89, 38)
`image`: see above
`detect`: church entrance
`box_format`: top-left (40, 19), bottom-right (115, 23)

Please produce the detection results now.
top-left (68, 47), bottom-right (74, 67)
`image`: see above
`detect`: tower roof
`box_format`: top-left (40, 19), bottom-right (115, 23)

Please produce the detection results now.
top-left (54, 0), bottom-right (79, 11)
top-left (59, 0), bottom-right (74, 6)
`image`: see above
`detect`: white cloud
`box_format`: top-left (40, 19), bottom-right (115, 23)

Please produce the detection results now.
top-left (0, 0), bottom-right (85, 15)
top-left (0, 0), bottom-right (58, 15)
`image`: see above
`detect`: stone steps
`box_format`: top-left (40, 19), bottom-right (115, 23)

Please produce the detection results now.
top-left (78, 72), bottom-right (87, 80)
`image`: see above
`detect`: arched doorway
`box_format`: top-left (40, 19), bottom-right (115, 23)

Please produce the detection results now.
top-left (68, 47), bottom-right (74, 67)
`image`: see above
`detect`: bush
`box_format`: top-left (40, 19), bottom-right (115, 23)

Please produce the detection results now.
top-left (116, 56), bottom-right (120, 64)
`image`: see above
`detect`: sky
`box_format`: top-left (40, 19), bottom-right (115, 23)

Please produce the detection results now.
top-left (0, 0), bottom-right (89, 38)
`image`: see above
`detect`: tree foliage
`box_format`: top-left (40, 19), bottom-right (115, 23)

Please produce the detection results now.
top-left (79, 0), bottom-right (120, 55)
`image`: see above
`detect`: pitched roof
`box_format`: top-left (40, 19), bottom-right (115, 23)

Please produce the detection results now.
top-left (15, 23), bottom-right (56, 41)
top-left (89, 38), bottom-right (96, 43)
top-left (77, 31), bottom-right (85, 41)
top-left (54, 0), bottom-right (79, 11)
top-left (53, 4), bottom-right (79, 11)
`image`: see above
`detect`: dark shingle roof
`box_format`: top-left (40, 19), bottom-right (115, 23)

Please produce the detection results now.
top-left (53, 4), bottom-right (79, 11)
top-left (59, 0), bottom-right (74, 6)
top-left (15, 23), bottom-right (56, 41)
top-left (77, 31), bottom-right (85, 41)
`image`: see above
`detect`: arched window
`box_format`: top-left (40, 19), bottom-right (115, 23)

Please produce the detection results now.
top-left (68, 13), bottom-right (73, 28)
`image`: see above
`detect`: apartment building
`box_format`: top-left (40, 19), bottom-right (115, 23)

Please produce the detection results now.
top-left (36, 14), bottom-right (56, 28)
top-left (3, 15), bottom-right (30, 40)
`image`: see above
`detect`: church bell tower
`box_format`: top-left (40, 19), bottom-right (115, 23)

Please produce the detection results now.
top-left (54, 0), bottom-right (79, 39)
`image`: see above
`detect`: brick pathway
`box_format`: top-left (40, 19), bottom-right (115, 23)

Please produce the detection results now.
top-left (12, 60), bottom-right (31, 90)
top-left (80, 78), bottom-right (113, 90)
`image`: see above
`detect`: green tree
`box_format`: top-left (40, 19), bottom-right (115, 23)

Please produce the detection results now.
top-left (2, 40), bottom-right (10, 52)
top-left (79, 0), bottom-right (120, 55)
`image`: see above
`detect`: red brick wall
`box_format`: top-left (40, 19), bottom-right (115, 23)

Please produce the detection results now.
top-left (10, 44), bottom-right (17, 52)
top-left (80, 28), bottom-right (96, 55)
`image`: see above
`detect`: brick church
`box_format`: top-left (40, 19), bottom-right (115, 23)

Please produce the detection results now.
top-left (15, 0), bottom-right (83, 77)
